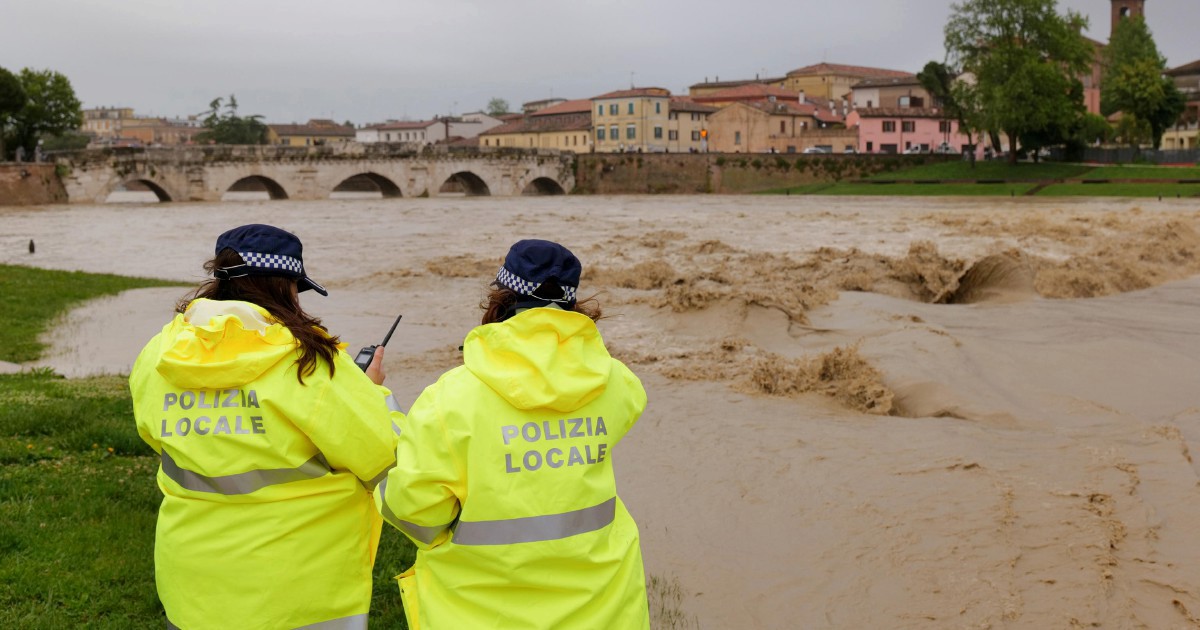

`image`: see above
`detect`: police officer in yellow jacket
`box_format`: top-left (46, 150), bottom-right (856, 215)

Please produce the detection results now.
top-left (376, 239), bottom-right (650, 629)
top-left (130, 224), bottom-right (401, 629)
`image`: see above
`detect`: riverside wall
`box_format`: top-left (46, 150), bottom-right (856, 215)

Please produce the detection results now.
top-left (573, 153), bottom-right (944, 194)
top-left (0, 164), bottom-right (67, 205)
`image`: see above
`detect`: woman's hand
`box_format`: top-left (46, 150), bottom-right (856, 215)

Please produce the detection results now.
top-left (366, 346), bottom-right (387, 386)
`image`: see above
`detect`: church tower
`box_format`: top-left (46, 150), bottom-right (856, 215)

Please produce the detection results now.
top-left (1111, 0), bottom-right (1146, 37)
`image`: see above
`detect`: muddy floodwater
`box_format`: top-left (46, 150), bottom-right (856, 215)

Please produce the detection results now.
top-left (4, 195), bottom-right (1200, 628)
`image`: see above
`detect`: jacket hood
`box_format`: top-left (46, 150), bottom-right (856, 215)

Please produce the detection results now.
top-left (463, 308), bottom-right (612, 412)
top-left (150, 299), bottom-right (301, 389)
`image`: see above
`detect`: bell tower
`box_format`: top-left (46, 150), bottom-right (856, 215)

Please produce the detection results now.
top-left (1111, 0), bottom-right (1146, 37)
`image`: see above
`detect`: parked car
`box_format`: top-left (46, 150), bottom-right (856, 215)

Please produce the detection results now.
top-left (934, 142), bottom-right (957, 154)
top-left (802, 146), bottom-right (832, 154)
top-left (903, 145), bottom-right (925, 154)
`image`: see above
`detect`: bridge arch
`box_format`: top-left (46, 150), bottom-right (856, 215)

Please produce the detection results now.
top-left (105, 178), bottom-right (175, 203)
top-left (522, 177), bottom-right (566, 196)
top-left (223, 175), bottom-right (289, 200)
top-left (439, 171), bottom-right (491, 196)
top-left (332, 172), bottom-right (402, 198)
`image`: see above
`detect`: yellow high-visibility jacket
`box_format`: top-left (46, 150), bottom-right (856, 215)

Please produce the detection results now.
top-left (376, 307), bottom-right (650, 629)
top-left (129, 299), bottom-right (401, 630)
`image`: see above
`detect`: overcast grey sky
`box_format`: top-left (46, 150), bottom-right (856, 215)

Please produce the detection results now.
top-left (0, 0), bottom-right (1194, 125)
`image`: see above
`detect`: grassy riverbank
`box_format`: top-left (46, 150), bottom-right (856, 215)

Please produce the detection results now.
top-left (0, 266), bottom-right (416, 628)
top-left (759, 162), bottom-right (1200, 197)
top-left (0, 264), bottom-right (184, 363)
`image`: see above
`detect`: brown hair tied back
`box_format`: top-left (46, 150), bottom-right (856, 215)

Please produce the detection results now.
top-left (480, 284), bottom-right (603, 326)
top-left (178, 249), bottom-right (341, 384)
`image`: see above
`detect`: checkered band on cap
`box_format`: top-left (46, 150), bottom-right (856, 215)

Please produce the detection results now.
top-left (239, 251), bottom-right (304, 275)
top-left (496, 267), bottom-right (577, 303)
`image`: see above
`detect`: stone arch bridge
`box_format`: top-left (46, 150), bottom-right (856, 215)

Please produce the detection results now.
top-left (54, 145), bottom-right (576, 203)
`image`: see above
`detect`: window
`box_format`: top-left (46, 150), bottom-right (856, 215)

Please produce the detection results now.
top-left (780, 121), bottom-right (786, 134)
top-left (735, 131), bottom-right (741, 145)
top-left (626, 124), bottom-right (636, 140)
top-left (882, 121), bottom-right (896, 132)
top-left (669, 130), bottom-right (678, 140)
top-left (880, 143), bottom-right (898, 153)
top-left (866, 141), bottom-right (873, 152)
top-left (692, 113), bottom-right (700, 121)
top-left (597, 127), bottom-right (606, 141)
top-left (902, 121), bottom-right (915, 133)
top-left (610, 125), bottom-right (618, 140)
top-left (899, 96), bottom-right (911, 108)
top-left (597, 105), bottom-right (603, 116)
top-left (628, 102), bottom-right (634, 114)
top-left (939, 121), bottom-right (952, 133)
top-left (691, 130), bottom-right (700, 141)
top-left (609, 104), bottom-right (618, 115)
top-left (654, 126), bottom-right (663, 139)
top-left (655, 102), bottom-right (661, 114)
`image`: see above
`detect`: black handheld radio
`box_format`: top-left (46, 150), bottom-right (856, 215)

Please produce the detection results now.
top-left (354, 314), bottom-right (403, 371)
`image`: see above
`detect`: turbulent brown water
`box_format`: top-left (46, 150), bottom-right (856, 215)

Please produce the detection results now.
top-left (4, 195), bottom-right (1200, 628)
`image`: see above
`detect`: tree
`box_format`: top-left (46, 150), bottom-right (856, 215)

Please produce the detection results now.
top-left (945, 0), bottom-right (1093, 164)
top-left (1102, 16), bottom-right (1185, 150)
top-left (486, 98), bottom-right (510, 116)
top-left (0, 66), bottom-right (27, 159)
top-left (194, 95), bottom-right (268, 145)
top-left (917, 60), bottom-right (983, 166)
top-left (4, 68), bottom-right (82, 158)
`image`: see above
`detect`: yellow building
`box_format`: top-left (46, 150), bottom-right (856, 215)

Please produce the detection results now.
top-left (267, 119), bottom-right (355, 146)
top-left (82, 107), bottom-right (135, 138)
top-left (479, 100), bottom-right (592, 150)
top-left (591, 87), bottom-right (671, 152)
top-left (783, 63), bottom-right (911, 101)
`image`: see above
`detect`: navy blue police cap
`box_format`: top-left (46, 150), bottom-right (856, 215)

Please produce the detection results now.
top-left (213, 224), bottom-right (328, 296)
top-left (496, 239), bottom-right (581, 309)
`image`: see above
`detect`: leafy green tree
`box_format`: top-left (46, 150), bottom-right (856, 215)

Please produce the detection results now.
top-left (945, 0), bottom-right (1092, 164)
top-left (40, 131), bottom-right (91, 152)
top-left (194, 95), bottom-right (268, 145)
top-left (486, 98), bottom-right (510, 116)
top-left (0, 66), bottom-right (27, 159)
top-left (918, 60), bottom-right (984, 165)
top-left (4, 68), bottom-right (82, 158)
top-left (1101, 17), bottom-right (1185, 150)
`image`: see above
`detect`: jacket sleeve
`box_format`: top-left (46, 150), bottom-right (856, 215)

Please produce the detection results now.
top-left (128, 338), bottom-right (163, 455)
top-left (374, 377), bottom-right (464, 550)
top-left (297, 351), bottom-right (399, 488)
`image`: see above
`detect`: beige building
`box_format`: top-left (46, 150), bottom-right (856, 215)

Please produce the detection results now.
top-left (666, 99), bottom-right (718, 153)
top-left (479, 99), bottom-right (592, 150)
top-left (590, 87), bottom-right (671, 152)
top-left (849, 75), bottom-right (928, 110)
top-left (784, 62), bottom-right (911, 101)
top-left (707, 101), bottom-right (853, 153)
top-left (117, 117), bottom-right (202, 146)
top-left (687, 76), bottom-right (787, 98)
top-left (1163, 59), bottom-right (1200, 150)
top-left (267, 119), bottom-right (355, 146)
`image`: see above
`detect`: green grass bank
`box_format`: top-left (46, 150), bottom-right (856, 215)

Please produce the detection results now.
top-left (759, 161), bottom-right (1200, 197)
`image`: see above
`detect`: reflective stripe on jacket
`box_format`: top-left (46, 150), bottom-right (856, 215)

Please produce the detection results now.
top-left (376, 308), bottom-right (650, 629)
top-left (130, 299), bottom-right (400, 629)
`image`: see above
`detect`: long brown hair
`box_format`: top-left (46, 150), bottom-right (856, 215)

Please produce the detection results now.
top-left (480, 283), bottom-right (603, 325)
top-left (177, 249), bottom-right (340, 384)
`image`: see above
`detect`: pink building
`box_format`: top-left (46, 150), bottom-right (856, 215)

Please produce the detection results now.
top-left (849, 108), bottom-right (983, 157)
